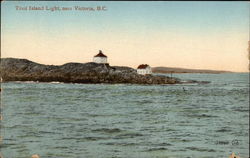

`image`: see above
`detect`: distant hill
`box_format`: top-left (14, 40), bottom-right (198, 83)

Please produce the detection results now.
top-left (152, 67), bottom-right (232, 74)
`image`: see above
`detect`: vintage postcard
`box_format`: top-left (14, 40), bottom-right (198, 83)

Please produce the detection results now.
top-left (0, 1), bottom-right (249, 158)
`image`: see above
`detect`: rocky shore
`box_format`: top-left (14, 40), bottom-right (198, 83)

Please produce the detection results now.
top-left (0, 58), bottom-right (179, 84)
top-left (0, 58), bottom-right (208, 85)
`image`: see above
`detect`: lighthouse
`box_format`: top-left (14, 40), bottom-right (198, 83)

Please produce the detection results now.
top-left (93, 50), bottom-right (108, 64)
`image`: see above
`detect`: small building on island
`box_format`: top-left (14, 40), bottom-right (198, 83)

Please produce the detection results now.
top-left (93, 50), bottom-right (108, 64)
top-left (137, 64), bottom-right (152, 75)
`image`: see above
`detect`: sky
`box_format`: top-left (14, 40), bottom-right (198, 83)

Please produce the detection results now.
top-left (1, 1), bottom-right (249, 72)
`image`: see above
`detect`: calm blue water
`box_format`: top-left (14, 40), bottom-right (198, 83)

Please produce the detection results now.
top-left (0, 73), bottom-right (249, 158)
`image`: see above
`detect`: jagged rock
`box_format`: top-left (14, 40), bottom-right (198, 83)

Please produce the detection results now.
top-left (0, 58), bottom-right (181, 84)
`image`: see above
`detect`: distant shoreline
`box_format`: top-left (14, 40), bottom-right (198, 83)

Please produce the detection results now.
top-left (152, 67), bottom-right (234, 74)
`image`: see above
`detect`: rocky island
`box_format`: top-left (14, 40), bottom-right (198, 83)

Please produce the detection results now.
top-left (0, 58), bottom-right (210, 85)
top-left (0, 58), bottom-right (180, 84)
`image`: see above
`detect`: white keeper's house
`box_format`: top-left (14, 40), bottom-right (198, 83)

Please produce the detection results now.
top-left (93, 50), bottom-right (108, 64)
top-left (137, 64), bottom-right (152, 75)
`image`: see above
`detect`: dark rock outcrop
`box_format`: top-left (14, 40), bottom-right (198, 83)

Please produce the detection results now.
top-left (0, 58), bottom-right (181, 84)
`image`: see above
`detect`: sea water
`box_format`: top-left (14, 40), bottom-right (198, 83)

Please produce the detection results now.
top-left (0, 73), bottom-right (249, 158)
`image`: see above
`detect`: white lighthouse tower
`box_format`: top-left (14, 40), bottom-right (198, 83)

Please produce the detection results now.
top-left (93, 50), bottom-right (108, 64)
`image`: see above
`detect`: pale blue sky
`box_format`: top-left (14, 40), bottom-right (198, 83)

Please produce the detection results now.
top-left (2, 1), bottom-right (248, 35)
top-left (1, 1), bottom-right (249, 71)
